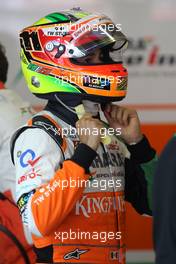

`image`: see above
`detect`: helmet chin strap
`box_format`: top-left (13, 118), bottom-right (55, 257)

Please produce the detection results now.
top-left (54, 94), bottom-right (100, 118)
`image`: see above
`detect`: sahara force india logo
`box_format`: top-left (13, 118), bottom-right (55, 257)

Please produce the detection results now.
top-left (125, 37), bottom-right (176, 66)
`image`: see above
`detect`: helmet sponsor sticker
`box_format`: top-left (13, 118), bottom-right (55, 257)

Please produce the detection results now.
top-left (83, 75), bottom-right (110, 90)
top-left (43, 26), bottom-right (68, 37)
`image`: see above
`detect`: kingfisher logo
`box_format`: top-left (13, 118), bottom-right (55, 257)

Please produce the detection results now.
top-left (75, 195), bottom-right (125, 218)
top-left (124, 36), bottom-right (176, 67)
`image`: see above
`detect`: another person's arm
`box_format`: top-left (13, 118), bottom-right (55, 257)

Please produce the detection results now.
top-left (125, 136), bottom-right (157, 215)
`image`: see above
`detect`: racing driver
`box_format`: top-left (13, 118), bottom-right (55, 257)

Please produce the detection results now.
top-left (11, 8), bottom-right (157, 264)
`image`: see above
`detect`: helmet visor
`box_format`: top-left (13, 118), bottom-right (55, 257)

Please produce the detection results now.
top-left (65, 23), bottom-right (128, 58)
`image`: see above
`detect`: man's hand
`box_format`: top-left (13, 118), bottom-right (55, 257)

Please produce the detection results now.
top-left (104, 104), bottom-right (143, 144)
top-left (76, 113), bottom-right (102, 151)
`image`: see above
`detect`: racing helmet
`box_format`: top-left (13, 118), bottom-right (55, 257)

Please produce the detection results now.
top-left (20, 8), bottom-right (128, 103)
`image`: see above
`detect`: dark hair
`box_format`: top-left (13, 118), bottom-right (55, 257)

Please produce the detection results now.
top-left (0, 43), bottom-right (8, 83)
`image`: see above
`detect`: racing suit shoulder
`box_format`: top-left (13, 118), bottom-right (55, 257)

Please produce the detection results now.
top-left (10, 110), bottom-right (68, 163)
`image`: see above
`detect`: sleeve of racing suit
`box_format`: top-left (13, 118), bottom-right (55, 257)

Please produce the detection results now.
top-left (13, 128), bottom-right (97, 237)
top-left (125, 135), bottom-right (157, 215)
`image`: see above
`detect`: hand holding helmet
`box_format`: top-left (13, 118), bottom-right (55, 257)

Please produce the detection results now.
top-left (76, 113), bottom-right (103, 151)
top-left (104, 104), bottom-right (143, 144)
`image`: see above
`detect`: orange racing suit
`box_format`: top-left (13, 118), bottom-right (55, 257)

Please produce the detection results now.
top-left (11, 103), bottom-right (157, 264)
